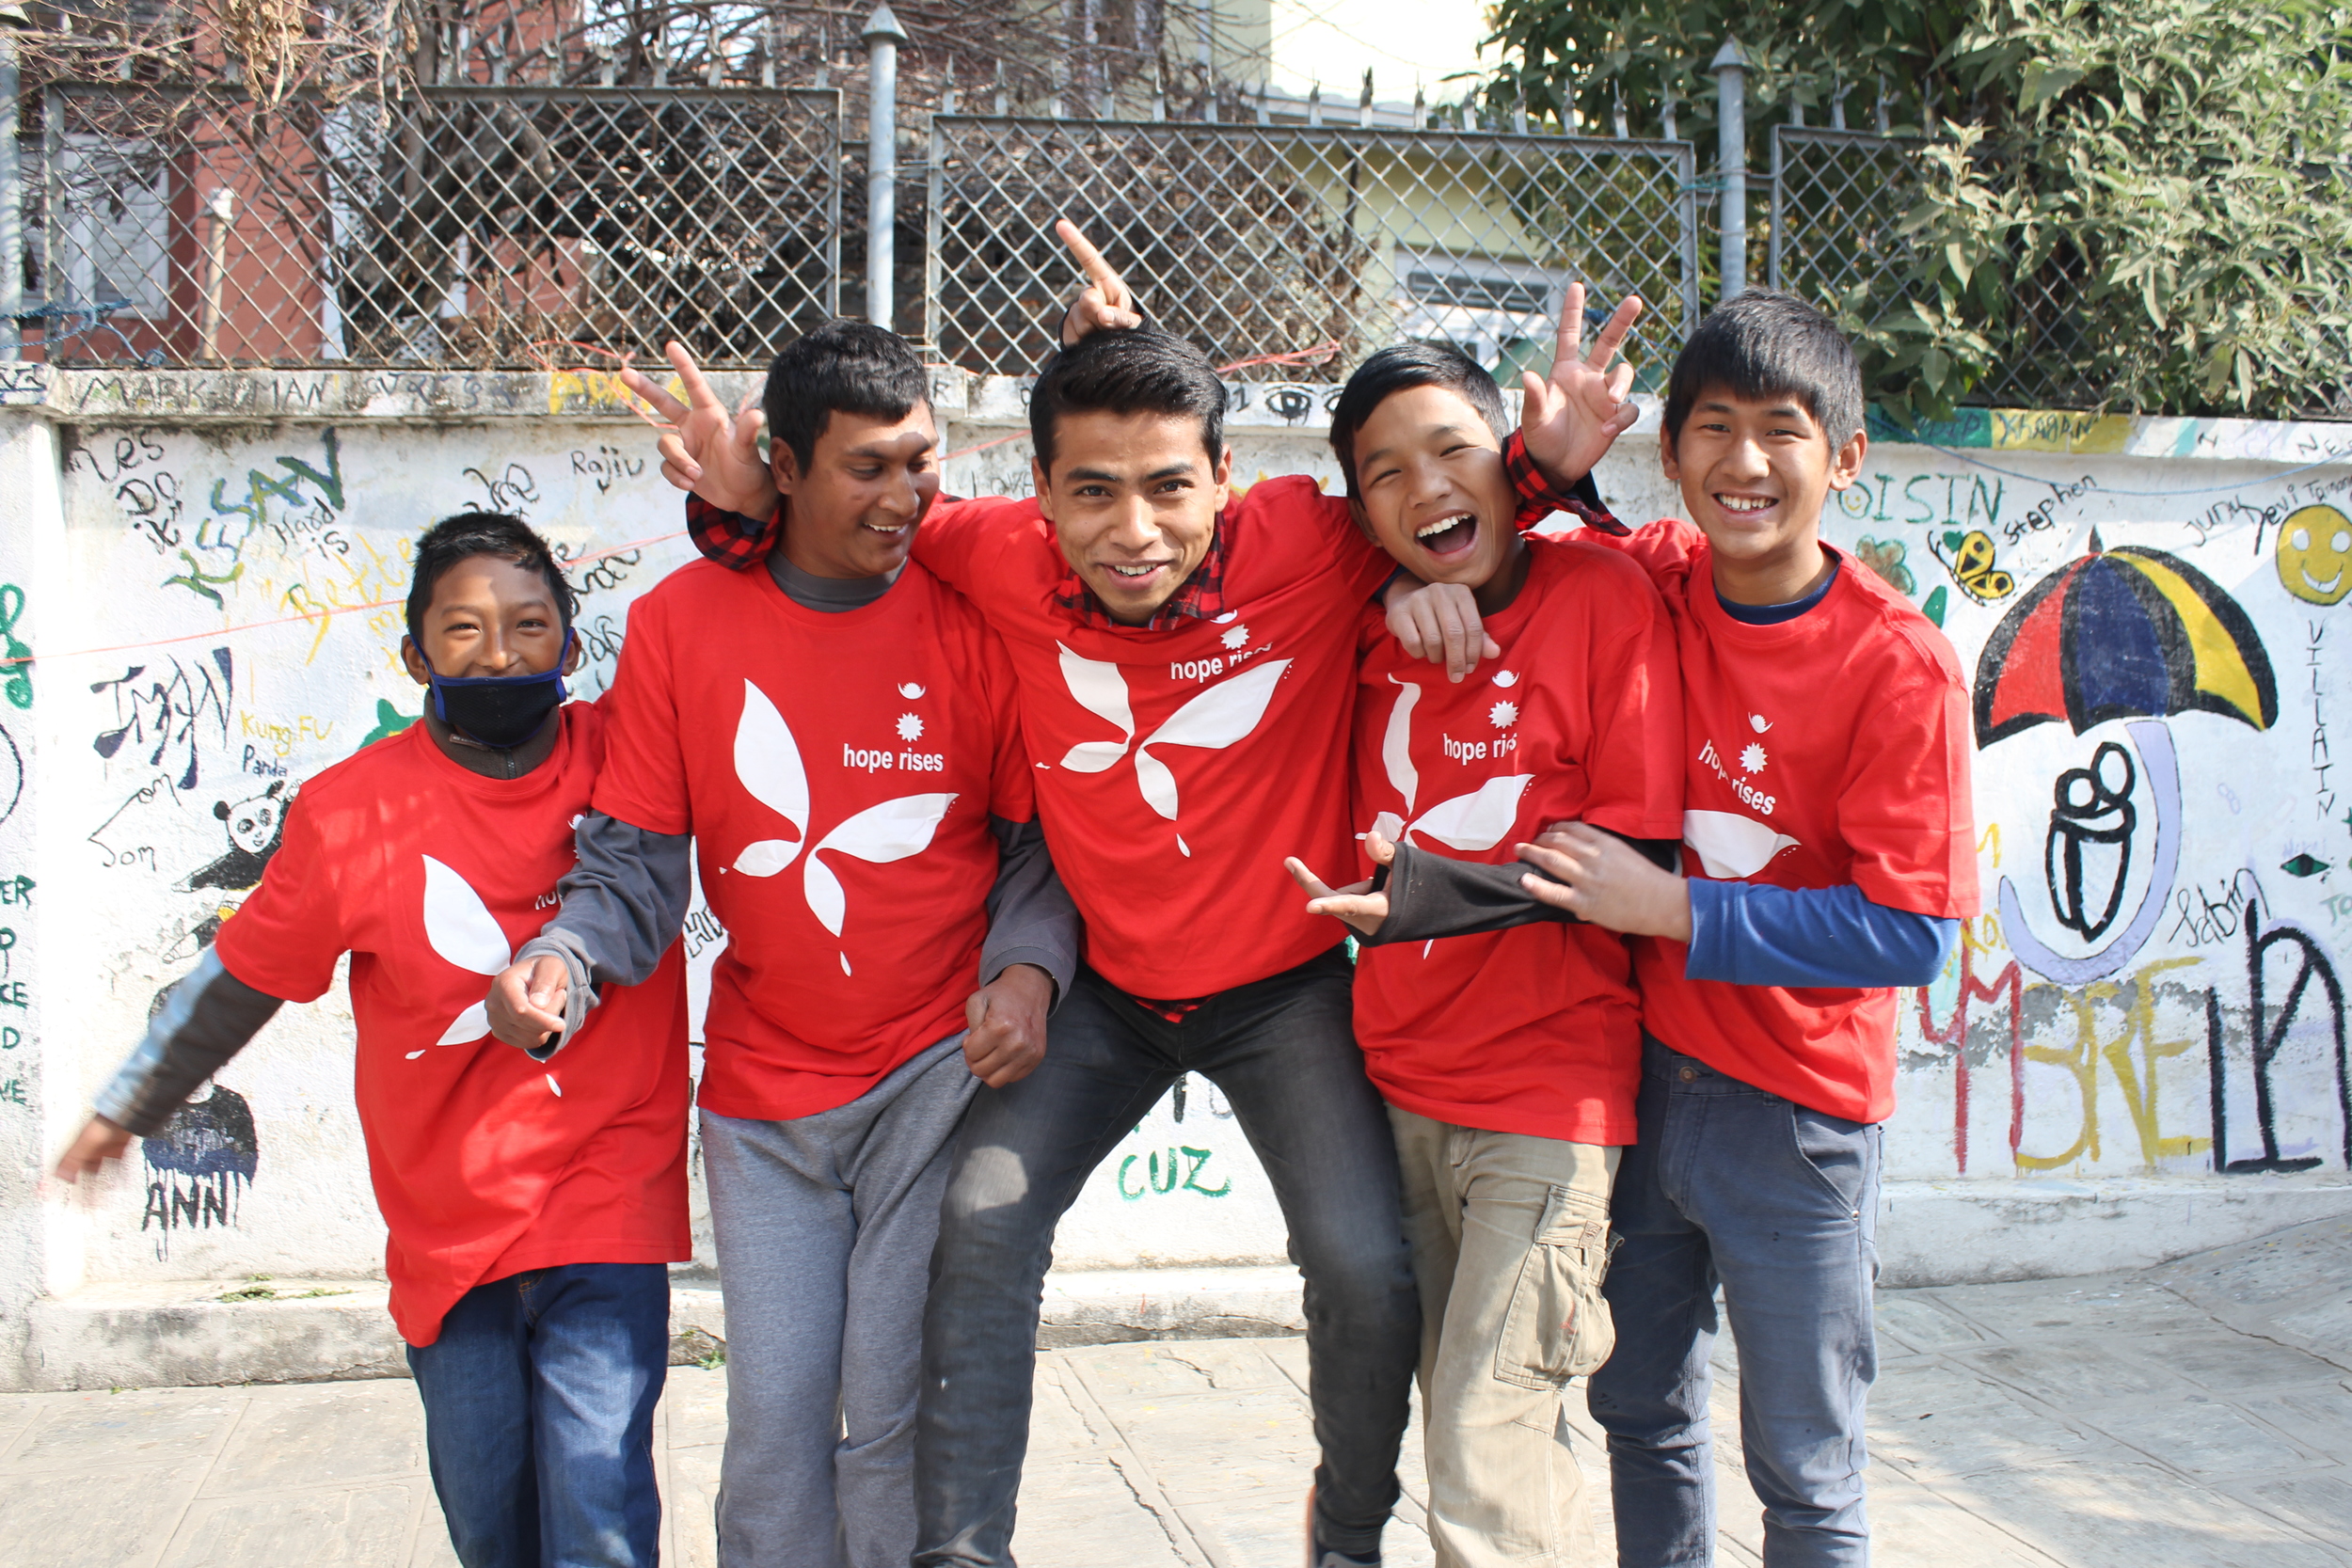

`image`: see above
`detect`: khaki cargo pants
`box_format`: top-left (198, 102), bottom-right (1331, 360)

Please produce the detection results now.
top-left (1390, 1107), bottom-right (1620, 1568)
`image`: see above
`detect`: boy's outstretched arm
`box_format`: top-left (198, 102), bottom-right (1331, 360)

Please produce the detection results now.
top-left (489, 814), bottom-right (693, 1056)
top-left (54, 949), bottom-right (285, 1182)
top-left (1517, 824), bottom-right (1958, 988)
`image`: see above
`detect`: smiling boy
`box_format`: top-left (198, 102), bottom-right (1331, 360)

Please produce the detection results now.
top-left (1389, 291), bottom-right (1978, 1565)
top-left (487, 322), bottom-right (1075, 1568)
top-left (1282, 340), bottom-right (1682, 1567)
top-left (56, 514), bottom-right (691, 1568)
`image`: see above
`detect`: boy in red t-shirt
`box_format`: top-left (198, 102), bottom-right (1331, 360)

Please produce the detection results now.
top-left (53, 513), bottom-right (691, 1568)
top-left (488, 322), bottom-right (1075, 1568)
top-left (1386, 292), bottom-right (1978, 1565)
top-left (1280, 340), bottom-right (1682, 1565)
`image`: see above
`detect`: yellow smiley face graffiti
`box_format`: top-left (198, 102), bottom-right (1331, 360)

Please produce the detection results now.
top-left (2279, 505), bottom-right (2352, 606)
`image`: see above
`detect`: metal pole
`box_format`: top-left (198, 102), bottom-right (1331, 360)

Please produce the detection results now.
top-left (1196, 0), bottom-right (1215, 122)
top-left (862, 4), bottom-right (907, 329)
top-left (0, 15), bottom-right (24, 358)
top-left (1712, 37), bottom-right (1747, 302)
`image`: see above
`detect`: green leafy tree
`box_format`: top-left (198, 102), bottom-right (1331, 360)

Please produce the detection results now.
top-left (1485, 0), bottom-right (2352, 420)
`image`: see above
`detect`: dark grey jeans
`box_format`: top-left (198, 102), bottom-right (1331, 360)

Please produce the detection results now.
top-left (1588, 1035), bottom-right (1883, 1567)
top-left (913, 946), bottom-right (1420, 1566)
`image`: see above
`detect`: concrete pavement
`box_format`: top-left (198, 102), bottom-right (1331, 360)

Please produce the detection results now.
top-left (7, 1214), bottom-right (2351, 1567)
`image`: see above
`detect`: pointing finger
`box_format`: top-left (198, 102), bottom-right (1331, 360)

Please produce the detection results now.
top-left (619, 364), bottom-right (690, 424)
top-left (1554, 280), bottom-right (1586, 367)
top-left (1284, 856), bottom-right (1336, 899)
top-left (1055, 219), bottom-right (1125, 307)
top-left (664, 340), bottom-right (725, 412)
top-left (1586, 295), bottom-right (1645, 370)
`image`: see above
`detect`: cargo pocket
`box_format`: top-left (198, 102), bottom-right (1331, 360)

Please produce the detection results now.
top-left (1493, 1183), bottom-right (1618, 1391)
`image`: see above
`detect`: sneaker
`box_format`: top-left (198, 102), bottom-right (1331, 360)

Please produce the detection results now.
top-left (1304, 1486), bottom-right (1380, 1568)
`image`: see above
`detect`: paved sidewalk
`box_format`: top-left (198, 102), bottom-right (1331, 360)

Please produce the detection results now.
top-left (8, 1214), bottom-right (2351, 1567)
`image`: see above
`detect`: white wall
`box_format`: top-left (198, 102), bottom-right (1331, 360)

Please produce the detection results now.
top-left (3, 368), bottom-right (2349, 1361)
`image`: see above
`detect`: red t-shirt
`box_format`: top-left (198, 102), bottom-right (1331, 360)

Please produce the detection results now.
top-left (592, 553), bottom-right (1031, 1119)
top-left (914, 480), bottom-right (1391, 998)
top-left (1586, 519), bottom-right (1979, 1121)
top-left (1351, 537), bottom-right (1685, 1143)
top-left (214, 707), bottom-right (691, 1347)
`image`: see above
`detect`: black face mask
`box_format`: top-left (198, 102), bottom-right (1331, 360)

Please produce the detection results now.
top-left (426, 633), bottom-right (572, 749)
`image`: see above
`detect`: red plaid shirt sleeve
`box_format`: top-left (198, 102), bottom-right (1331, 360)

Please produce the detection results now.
top-left (685, 493), bottom-right (781, 570)
top-left (1503, 432), bottom-right (1629, 536)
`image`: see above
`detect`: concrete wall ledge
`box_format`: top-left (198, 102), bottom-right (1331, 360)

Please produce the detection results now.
top-left (1877, 1173), bottom-right (2352, 1287)
top-left (21, 1175), bottom-right (2352, 1390)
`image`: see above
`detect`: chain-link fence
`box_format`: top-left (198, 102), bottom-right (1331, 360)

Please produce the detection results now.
top-left (31, 83), bottom-right (846, 368)
top-left (926, 115), bottom-right (1700, 381)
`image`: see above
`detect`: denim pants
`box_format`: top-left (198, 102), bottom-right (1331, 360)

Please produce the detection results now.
top-left (1587, 1037), bottom-right (1881, 1568)
top-left (914, 947), bottom-right (1420, 1566)
top-left (407, 1261), bottom-right (671, 1568)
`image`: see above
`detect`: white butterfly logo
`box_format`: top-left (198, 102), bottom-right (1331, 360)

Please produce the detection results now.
top-left (1055, 642), bottom-right (1291, 856)
top-left (420, 855), bottom-right (511, 1052)
top-left (1367, 678), bottom-right (1534, 852)
top-left (728, 679), bottom-right (956, 974)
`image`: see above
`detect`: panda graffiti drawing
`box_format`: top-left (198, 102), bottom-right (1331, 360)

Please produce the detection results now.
top-left (180, 779), bottom-right (293, 894)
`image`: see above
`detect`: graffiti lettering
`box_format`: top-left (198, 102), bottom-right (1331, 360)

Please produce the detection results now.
top-left (570, 446), bottom-right (647, 494)
top-left (2017, 958), bottom-right (2209, 1169)
top-left (1117, 1145), bottom-right (1232, 1199)
top-left (2211, 903), bottom-right (2349, 1173)
top-left (91, 648), bottom-right (233, 790)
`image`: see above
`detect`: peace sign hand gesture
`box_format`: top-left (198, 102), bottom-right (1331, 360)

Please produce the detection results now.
top-left (1056, 219), bottom-right (1144, 345)
top-left (1520, 283), bottom-right (1645, 488)
top-left (621, 341), bottom-right (780, 520)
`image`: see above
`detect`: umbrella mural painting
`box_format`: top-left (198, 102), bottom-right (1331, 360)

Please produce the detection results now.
top-left (1974, 538), bottom-right (2278, 984)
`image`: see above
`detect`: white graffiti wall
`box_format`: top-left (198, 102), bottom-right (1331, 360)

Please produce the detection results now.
top-left (0, 373), bottom-right (2345, 1327)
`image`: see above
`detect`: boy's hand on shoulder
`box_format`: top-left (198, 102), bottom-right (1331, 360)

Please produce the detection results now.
top-left (1517, 822), bottom-right (1692, 941)
top-left (622, 341), bottom-right (778, 520)
top-left (1285, 831), bottom-right (1398, 937)
top-left (1055, 220), bottom-right (1144, 344)
top-left (51, 1115), bottom-right (132, 1185)
top-left (487, 955), bottom-right (569, 1053)
top-left (1385, 577), bottom-right (1498, 681)
top-left (964, 964), bottom-right (1054, 1087)
top-left (1521, 283), bottom-right (1644, 490)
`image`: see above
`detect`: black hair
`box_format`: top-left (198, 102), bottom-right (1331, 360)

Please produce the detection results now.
top-left (1327, 343), bottom-right (1510, 499)
top-left (1028, 325), bottom-right (1227, 473)
top-left (405, 512), bottom-right (579, 645)
top-left (1662, 290), bottom-right (1865, 450)
top-left (764, 319), bottom-right (932, 475)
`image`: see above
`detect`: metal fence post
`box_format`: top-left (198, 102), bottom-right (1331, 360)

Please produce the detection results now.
top-left (1712, 37), bottom-right (1748, 301)
top-left (0, 8), bottom-right (24, 357)
top-left (863, 4), bottom-right (907, 329)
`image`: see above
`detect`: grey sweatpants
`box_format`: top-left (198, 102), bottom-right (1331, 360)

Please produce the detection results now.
top-left (702, 1033), bottom-right (978, 1568)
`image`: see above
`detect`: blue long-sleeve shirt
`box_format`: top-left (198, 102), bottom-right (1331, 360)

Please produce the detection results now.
top-left (1683, 879), bottom-right (1957, 989)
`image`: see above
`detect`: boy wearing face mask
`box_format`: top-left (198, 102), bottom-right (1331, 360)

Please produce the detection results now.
top-left (53, 512), bottom-right (691, 1568)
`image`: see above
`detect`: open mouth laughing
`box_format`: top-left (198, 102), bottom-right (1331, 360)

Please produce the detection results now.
top-left (1413, 509), bottom-right (1479, 561)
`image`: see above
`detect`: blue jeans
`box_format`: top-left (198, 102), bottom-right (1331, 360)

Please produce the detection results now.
top-left (1587, 1037), bottom-right (1881, 1567)
top-left (914, 947), bottom-right (1420, 1566)
top-left (407, 1262), bottom-right (671, 1568)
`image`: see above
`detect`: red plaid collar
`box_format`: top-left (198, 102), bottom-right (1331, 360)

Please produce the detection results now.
top-left (1050, 524), bottom-right (1231, 631)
